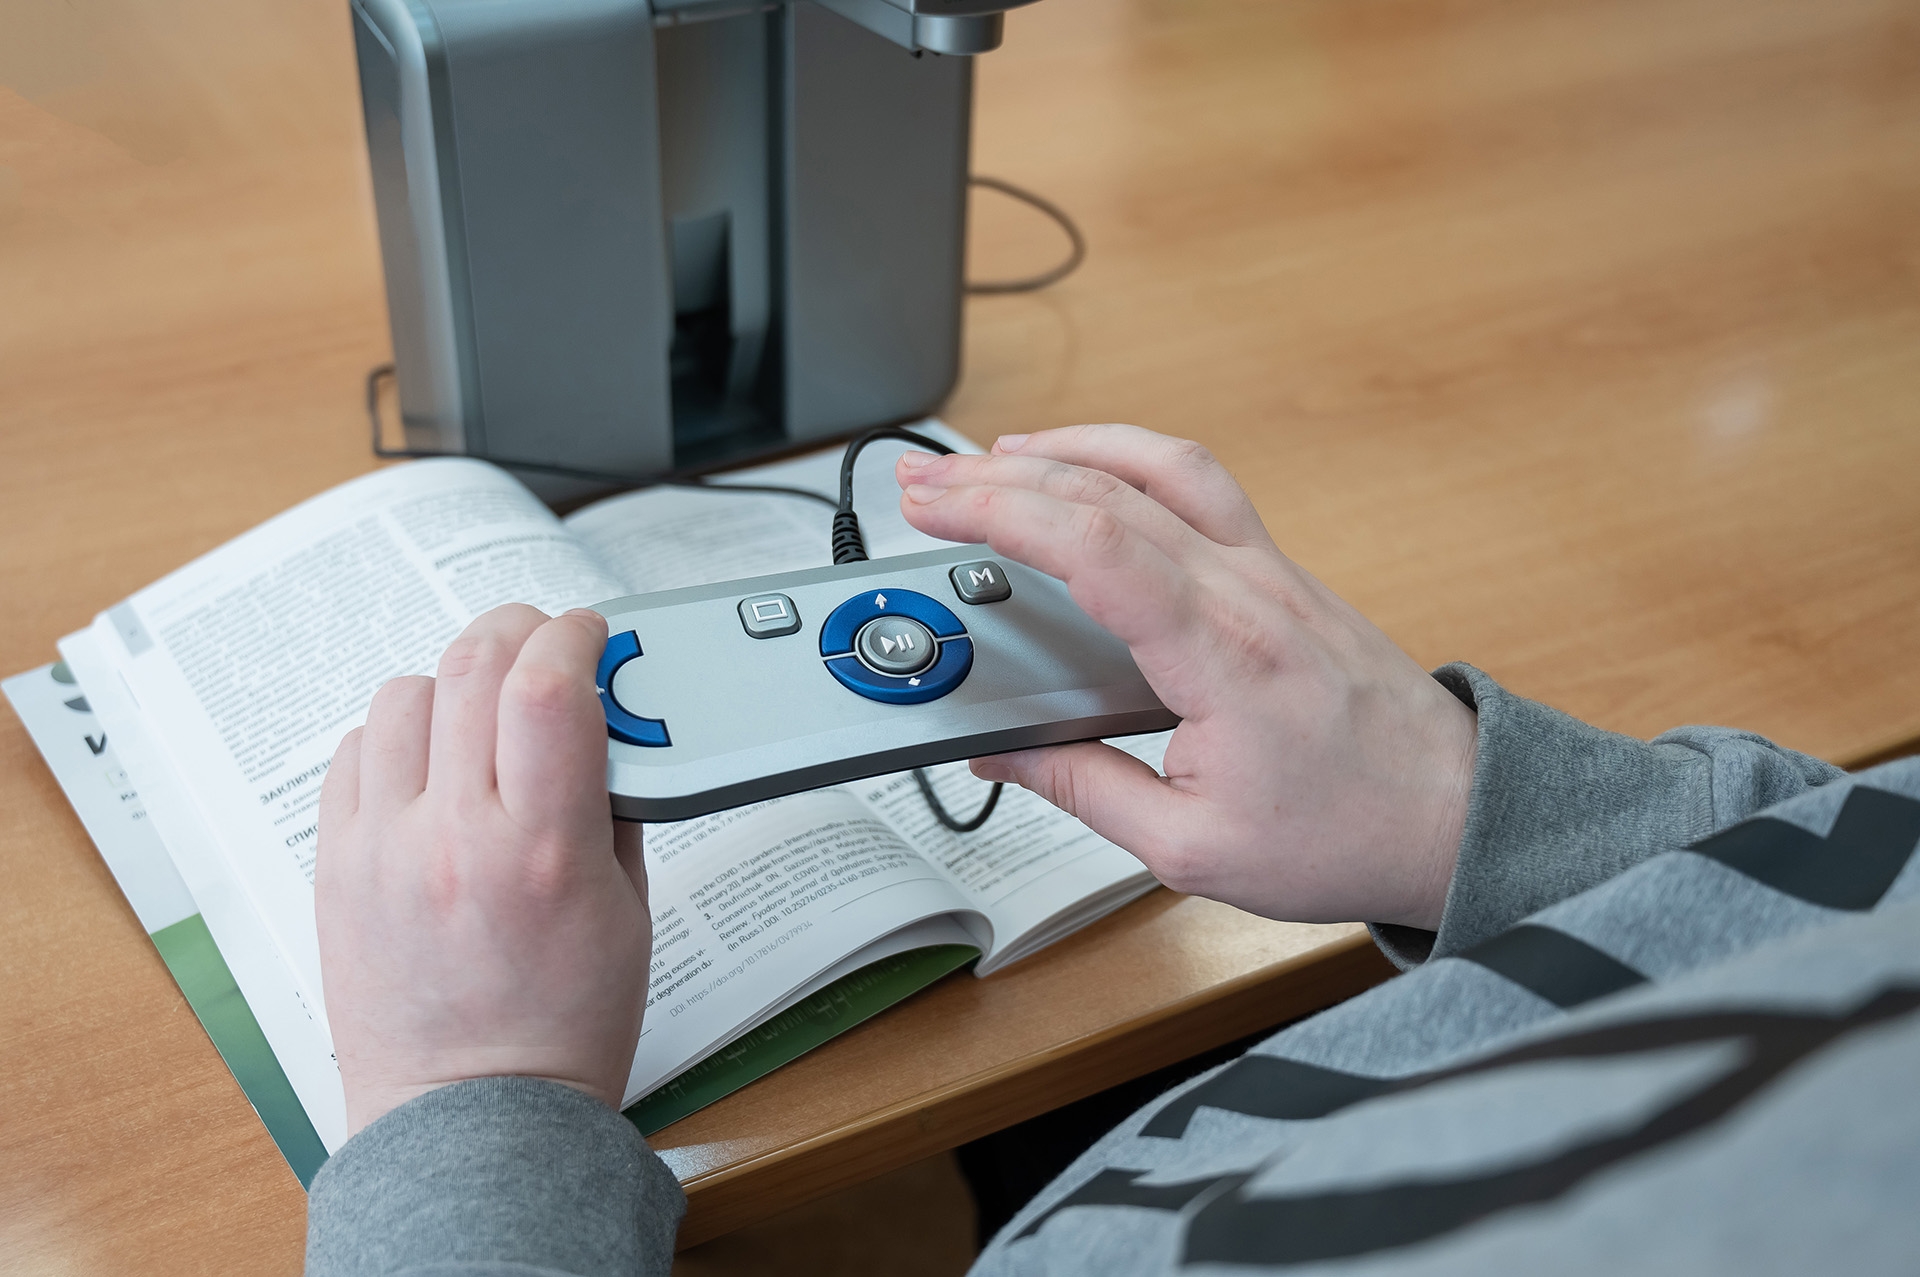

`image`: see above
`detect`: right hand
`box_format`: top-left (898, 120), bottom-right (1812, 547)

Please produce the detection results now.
top-left (896, 425), bottom-right (1477, 931)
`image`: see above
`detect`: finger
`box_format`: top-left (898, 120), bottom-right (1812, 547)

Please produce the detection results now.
top-left (358, 675), bottom-right (434, 820)
top-left (971, 740), bottom-right (1196, 873)
top-left (896, 450), bottom-right (1213, 567)
top-left (494, 609), bottom-right (611, 836)
top-left (997, 425), bottom-right (1272, 549)
top-left (900, 481), bottom-right (1201, 664)
top-left (427, 604), bottom-right (550, 800)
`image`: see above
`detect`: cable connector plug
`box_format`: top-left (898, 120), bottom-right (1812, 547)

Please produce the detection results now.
top-left (831, 509), bottom-right (870, 566)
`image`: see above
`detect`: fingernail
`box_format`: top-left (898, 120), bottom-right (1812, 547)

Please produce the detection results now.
top-left (903, 484), bottom-right (945, 505)
top-left (900, 451), bottom-right (937, 471)
top-left (971, 759), bottom-right (1014, 782)
top-left (993, 433), bottom-right (1030, 453)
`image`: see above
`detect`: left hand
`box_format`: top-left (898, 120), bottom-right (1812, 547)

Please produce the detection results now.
top-left (315, 605), bottom-right (651, 1135)
top-left (893, 425), bottom-right (1476, 930)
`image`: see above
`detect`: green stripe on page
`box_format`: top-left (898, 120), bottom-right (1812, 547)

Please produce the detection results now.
top-left (151, 914), bottom-right (330, 1187)
top-left (627, 943), bottom-right (980, 1136)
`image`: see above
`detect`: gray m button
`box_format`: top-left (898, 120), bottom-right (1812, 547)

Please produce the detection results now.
top-left (949, 560), bottom-right (1012, 605)
top-left (738, 593), bottom-right (801, 638)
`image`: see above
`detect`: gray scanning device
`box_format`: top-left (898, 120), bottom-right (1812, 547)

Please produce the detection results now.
top-left (350, 0), bottom-right (1037, 493)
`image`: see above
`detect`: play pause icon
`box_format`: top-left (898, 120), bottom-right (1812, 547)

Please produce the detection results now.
top-left (858, 616), bottom-right (936, 675)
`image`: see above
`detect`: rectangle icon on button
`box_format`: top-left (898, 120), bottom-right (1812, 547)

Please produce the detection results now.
top-left (738, 593), bottom-right (802, 638)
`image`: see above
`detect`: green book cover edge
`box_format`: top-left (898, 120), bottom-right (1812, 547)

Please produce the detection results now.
top-left (150, 914), bottom-right (332, 1187)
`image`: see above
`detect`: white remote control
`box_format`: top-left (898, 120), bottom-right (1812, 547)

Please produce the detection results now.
top-left (596, 544), bottom-right (1176, 821)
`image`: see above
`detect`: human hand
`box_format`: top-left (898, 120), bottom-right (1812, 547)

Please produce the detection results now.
top-left (316, 605), bottom-right (649, 1135)
top-left (896, 426), bottom-right (1476, 930)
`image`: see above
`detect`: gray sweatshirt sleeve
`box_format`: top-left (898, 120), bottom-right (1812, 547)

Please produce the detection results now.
top-left (304, 1076), bottom-right (684, 1277)
top-left (1369, 663), bottom-right (1845, 968)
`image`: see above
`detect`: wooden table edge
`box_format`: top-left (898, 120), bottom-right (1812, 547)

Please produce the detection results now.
top-left (1842, 733), bottom-right (1920, 773)
top-left (672, 928), bottom-right (1396, 1246)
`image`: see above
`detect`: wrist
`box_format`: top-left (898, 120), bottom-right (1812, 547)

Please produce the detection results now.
top-left (342, 1064), bottom-right (622, 1137)
top-left (1416, 691), bottom-right (1478, 930)
top-left (343, 1078), bottom-right (444, 1137)
top-left (1379, 682), bottom-right (1477, 933)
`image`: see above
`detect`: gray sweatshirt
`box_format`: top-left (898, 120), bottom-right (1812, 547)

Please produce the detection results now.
top-left (305, 666), bottom-right (1920, 1275)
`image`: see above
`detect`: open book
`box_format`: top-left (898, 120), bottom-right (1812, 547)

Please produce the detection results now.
top-left (42, 424), bottom-right (1169, 1165)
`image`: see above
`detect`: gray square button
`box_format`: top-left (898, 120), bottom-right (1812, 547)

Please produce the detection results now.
top-left (738, 593), bottom-right (801, 638)
top-left (949, 560), bottom-right (1012, 605)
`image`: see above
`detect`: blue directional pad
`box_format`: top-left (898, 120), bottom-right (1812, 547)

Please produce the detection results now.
top-left (596, 629), bottom-right (671, 748)
top-left (820, 589), bottom-right (972, 705)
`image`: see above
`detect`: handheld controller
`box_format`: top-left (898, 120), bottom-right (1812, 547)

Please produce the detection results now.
top-left (595, 544), bottom-right (1177, 821)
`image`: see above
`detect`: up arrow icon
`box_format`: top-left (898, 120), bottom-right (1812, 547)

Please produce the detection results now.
top-left (875, 593), bottom-right (887, 608)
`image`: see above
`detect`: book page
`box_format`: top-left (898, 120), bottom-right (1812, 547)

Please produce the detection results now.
top-left (852, 731), bottom-right (1173, 975)
top-left (93, 459), bottom-right (628, 1008)
top-left (55, 631), bottom-right (351, 1151)
top-left (624, 788), bottom-right (980, 1099)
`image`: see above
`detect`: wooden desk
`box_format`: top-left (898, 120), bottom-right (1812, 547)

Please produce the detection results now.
top-left (4, 0), bottom-right (1918, 1268)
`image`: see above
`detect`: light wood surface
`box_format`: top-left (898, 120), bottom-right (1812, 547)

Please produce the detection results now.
top-left (4, 0), bottom-right (1918, 1269)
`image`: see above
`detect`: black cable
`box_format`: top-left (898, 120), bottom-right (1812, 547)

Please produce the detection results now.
top-left (365, 364), bottom-right (837, 509)
top-left (914, 766), bottom-right (1003, 834)
top-left (967, 175), bottom-right (1087, 296)
top-left (831, 426), bottom-right (959, 565)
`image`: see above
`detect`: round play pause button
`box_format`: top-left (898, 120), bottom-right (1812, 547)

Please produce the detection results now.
top-left (854, 616), bottom-right (938, 677)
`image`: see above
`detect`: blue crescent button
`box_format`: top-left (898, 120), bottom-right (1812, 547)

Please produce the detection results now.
top-left (597, 629), bottom-right (671, 748)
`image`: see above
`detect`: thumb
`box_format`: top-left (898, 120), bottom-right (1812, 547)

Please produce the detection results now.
top-left (972, 740), bottom-right (1191, 866)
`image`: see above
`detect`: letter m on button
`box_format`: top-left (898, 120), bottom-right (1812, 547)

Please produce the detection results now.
top-left (952, 560), bottom-right (1012, 604)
